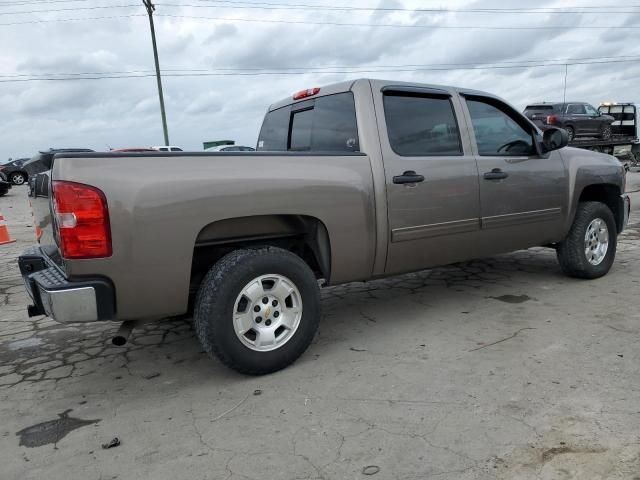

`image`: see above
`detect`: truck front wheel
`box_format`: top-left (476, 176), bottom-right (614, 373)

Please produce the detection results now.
top-left (194, 247), bottom-right (320, 375)
top-left (599, 123), bottom-right (613, 140)
top-left (557, 201), bottom-right (617, 279)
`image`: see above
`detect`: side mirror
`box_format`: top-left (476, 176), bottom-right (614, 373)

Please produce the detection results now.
top-left (542, 127), bottom-right (569, 152)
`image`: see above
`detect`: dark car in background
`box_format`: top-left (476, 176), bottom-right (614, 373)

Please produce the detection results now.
top-left (0, 158), bottom-right (29, 186)
top-left (523, 102), bottom-right (615, 141)
top-left (23, 148), bottom-right (95, 177)
top-left (24, 148), bottom-right (94, 196)
top-left (0, 171), bottom-right (11, 196)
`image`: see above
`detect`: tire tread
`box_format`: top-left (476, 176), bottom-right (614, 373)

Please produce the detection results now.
top-left (193, 246), bottom-right (320, 375)
top-left (557, 201), bottom-right (616, 279)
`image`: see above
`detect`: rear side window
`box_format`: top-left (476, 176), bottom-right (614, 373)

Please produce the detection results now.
top-left (383, 93), bottom-right (462, 156)
top-left (257, 92), bottom-right (359, 152)
top-left (523, 105), bottom-right (553, 115)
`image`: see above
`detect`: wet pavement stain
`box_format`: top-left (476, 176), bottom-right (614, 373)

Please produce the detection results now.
top-left (489, 294), bottom-right (532, 304)
top-left (16, 409), bottom-right (100, 448)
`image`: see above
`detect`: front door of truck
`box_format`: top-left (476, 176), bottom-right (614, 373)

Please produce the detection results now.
top-left (374, 86), bottom-right (482, 275)
top-left (461, 94), bottom-right (567, 253)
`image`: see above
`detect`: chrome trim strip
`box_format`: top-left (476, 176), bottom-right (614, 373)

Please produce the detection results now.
top-left (481, 207), bottom-right (562, 229)
top-left (391, 218), bottom-right (480, 242)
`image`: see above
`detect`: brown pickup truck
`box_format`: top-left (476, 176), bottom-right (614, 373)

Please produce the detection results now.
top-left (20, 79), bottom-right (630, 374)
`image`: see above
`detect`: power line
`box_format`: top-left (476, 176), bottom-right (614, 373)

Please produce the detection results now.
top-left (3, 54), bottom-right (640, 78)
top-left (156, 13), bottom-right (640, 29)
top-left (159, 0), bottom-right (640, 15)
top-left (0, 4), bottom-right (138, 15)
top-left (2, 57), bottom-right (639, 82)
top-left (2, 0), bottom-right (639, 12)
top-left (5, 0), bottom-right (640, 15)
top-left (2, 4), bottom-right (640, 28)
top-left (0, 0), bottom-right (90, 5)
top-left (0, 14), bottom-right (145, 25)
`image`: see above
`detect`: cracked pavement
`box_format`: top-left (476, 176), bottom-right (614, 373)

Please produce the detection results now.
top-left (1, 176), bottom-right (640, 480)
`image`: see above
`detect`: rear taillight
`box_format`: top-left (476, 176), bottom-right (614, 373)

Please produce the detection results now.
top-left (52, 180), bottom-right (111, 259)
top-left (546, 115), bottom-right (558, 125)
top-left (293, 87), bottom-right (320, 100)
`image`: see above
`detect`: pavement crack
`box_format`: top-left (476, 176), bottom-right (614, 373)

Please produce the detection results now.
top-left (469, 327), bottom-right (536, 352)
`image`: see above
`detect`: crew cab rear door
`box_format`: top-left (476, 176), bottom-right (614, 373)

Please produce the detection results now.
top-left (460, 94), bottom-right (567, 252)
top-left (373, 85), bottom-right (482, 275)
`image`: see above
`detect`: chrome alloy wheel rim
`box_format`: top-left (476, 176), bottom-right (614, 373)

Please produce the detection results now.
top-left (232, 274), bottom-right (303, 352)
top-left (584, 218), bottom-right (609, 266)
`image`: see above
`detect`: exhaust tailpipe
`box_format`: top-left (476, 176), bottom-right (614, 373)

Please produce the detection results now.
top-left (112, 321), bottom-right (136, 346)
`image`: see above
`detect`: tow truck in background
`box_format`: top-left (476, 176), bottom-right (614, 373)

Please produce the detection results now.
top-left (579, 103), bottom-right (640, 169)
top-left (525, 102), bottom-right (639, 170)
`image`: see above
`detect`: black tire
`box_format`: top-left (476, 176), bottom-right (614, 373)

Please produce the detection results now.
top-left (10, 173), bottom-right (26, 186)
top-left (194, 247), bottom-right (320, 375)
top-left (557, 201), bottom-right (617, 279)
top-left (564, 126), bottom-right (575, 142)
top-left (599, 123), bottom-right (612, 140)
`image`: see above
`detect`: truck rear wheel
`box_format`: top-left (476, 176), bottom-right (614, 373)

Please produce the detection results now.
top-left (556, 201), bottom-right (617, 279)
top-left (564, 126), bottom-right (575, 141)
top-left (194, 247), bottom-right (320, 375)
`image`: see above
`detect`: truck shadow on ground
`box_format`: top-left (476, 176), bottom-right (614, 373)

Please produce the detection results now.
top-left (0, 247), bottom-right (566, 388)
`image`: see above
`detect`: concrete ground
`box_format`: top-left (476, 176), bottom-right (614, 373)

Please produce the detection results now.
top-left (1, 176), bottom-right (640, 480)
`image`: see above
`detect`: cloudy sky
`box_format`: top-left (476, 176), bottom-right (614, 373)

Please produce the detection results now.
top-left (1, 0), bottom-right (639, 159)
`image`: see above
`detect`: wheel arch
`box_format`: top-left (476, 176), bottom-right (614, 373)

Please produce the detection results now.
top-left (578, 183), bottom-right (624, 232)
top-left (190, 214), bottom-right (332, 296)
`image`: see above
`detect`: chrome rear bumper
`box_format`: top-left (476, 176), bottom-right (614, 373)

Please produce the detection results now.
top-left (19, 247), bottom-right (115, 323)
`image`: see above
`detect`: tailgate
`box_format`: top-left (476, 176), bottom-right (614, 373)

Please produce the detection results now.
top-left (26, 162), bottom-right (63, 268)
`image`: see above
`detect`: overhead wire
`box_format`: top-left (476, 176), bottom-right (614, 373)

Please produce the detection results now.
top-left (2, 56), bottom-right (640, 82)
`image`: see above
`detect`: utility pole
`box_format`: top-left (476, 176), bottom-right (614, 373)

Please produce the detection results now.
top-left (142, 0), bottom-right (170, 146)
top-left (562, 64), bottom-right (568, 105)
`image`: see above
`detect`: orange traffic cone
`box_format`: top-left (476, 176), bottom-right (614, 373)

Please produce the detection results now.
top-left (0, 212), bottom-right (16, 245)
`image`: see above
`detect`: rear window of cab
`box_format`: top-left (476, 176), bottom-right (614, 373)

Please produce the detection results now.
top-left (257, 92), bottom-right (359, 153)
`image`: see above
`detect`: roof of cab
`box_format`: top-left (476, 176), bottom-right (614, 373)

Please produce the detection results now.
top-left (267, 78), bottom-right (499, 112)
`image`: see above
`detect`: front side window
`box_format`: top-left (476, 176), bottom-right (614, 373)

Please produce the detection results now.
top-left (257, 92), bottom-right (359, 152)
top-left (383, 93), bottom-right (462, 156)
top-left (585, 104), bottom-right (599, 116)
top-left (567, 104), bottom-right (586, 115)
top-left (466, 98), bottom-right (535, 156)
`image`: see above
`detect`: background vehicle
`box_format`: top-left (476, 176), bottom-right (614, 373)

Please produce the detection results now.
top-left (0, 158), bottom-right (29, 186)
top-left (19, 79), bottom-right (629, 375)
top-left (23, 148), bottom-right (95, 178)
top-left (24, 149), bottom-right (95, 197)
top-left (206, 145), bottom-right (256, 152)
top-left (525, 102), bottom-right (639, 169)
top-left (523, 102), bottom-right (615, 141)
top-left (0, 171), bottom-right (11, 196)
top-left (152, 146), bottom-right (183, 152)
top-left (111, 148), bottom-right (157, 153)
